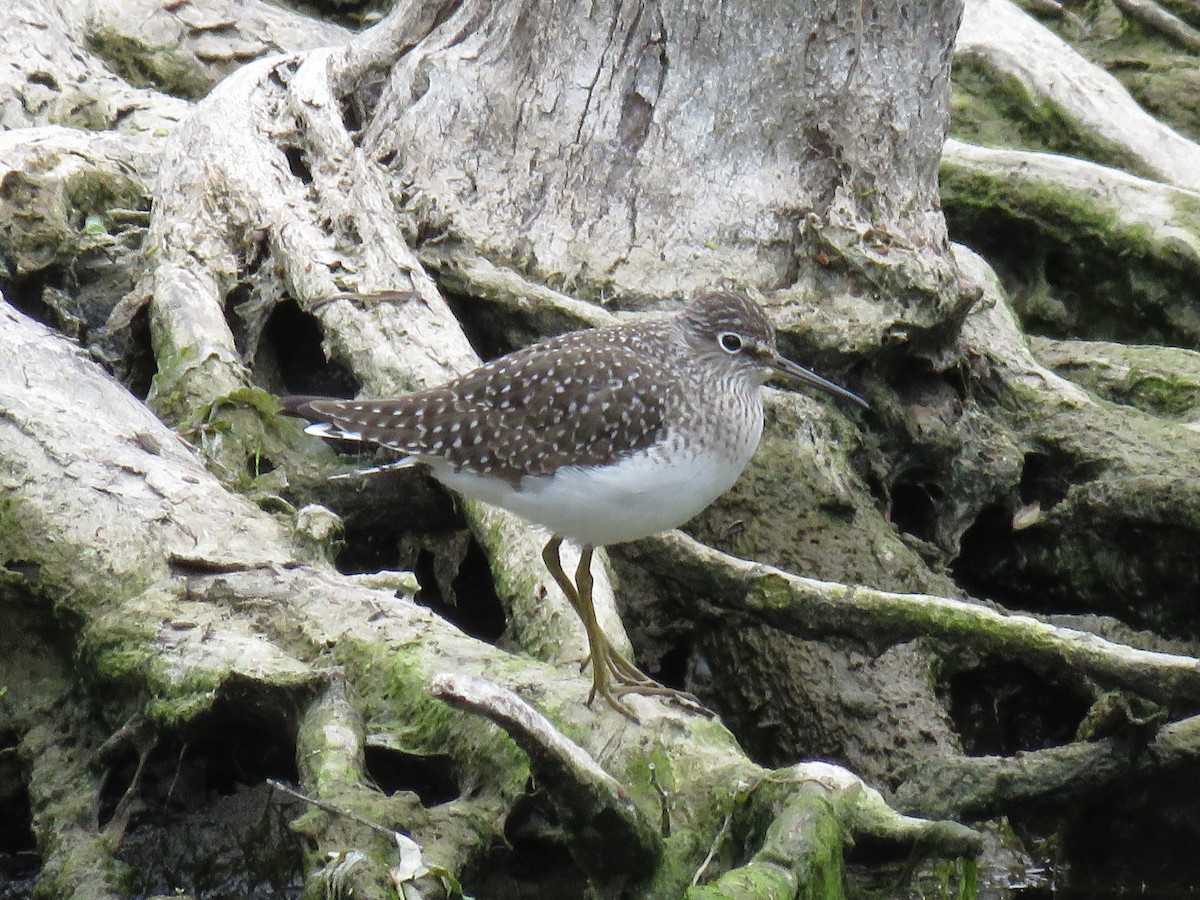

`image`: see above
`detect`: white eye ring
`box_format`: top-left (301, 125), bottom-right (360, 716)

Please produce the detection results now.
top-left (718, 331), bottom-right (743, 354)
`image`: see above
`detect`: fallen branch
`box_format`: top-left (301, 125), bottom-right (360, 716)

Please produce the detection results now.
top-left (1112, 0), bottom-right (1200, 51)
top-left (623, 531), bottom-right (1200, 708)
top-left (896, 712), bottom-right (1200, 820)
top-left (431, 673), bottom-right (662, 881)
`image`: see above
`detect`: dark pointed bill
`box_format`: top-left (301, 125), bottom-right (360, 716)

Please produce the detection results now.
top-left (771, 354), bottom-right (869, 408)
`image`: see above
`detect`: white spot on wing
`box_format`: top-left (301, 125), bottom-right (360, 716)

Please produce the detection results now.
top-left (306, 422), bottom-right (364, 441)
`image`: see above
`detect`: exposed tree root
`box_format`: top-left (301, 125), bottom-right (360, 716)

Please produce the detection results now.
top-left (958, 0), bottom-right (1200, 188)
top-left (0, 304), bottom-right (979, 895)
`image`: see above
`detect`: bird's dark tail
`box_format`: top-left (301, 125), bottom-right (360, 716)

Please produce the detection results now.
top-left (279, 395), bottom-right (331, 419)
top-left (279, 395), bottom-right (424, 453)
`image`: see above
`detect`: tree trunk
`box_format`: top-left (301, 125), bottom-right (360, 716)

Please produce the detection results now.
top-left (358, 1), bottom-right (963, 330)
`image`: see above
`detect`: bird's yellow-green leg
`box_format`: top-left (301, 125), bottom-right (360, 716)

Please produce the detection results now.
top-left (543, 540), bottom-right (651, 681)
top-left (572, 545), bottom-right (640, 717)
top-left (542, 538), bottom-right (636, 719)
top-left (540, 538), bottom-right (597, 679)
top-left (574, 552), bottom-right (707, 712)
top-left (542, 538), bottom-right (708, 717)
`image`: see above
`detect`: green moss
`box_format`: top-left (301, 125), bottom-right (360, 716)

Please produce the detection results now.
top-left (951, 61), bottom-right (1077, 156)
top-left (86, 28), bottom-right (213, 100)
top-left (1170, 190), bottom-right (1200, 225)
top-left (1122, 368), bottom-right (1200, 416)
top-left (364, 654), bottom-right (459, 753)
top-left (63, 168), bottom-right (146, 234)
top-left (75, 599), bottom-right (161, 672)
top-left (958, 856), bottom-right (979, 900)
top-left (145, 343), bottom-right (208, 421)
top-left (149, 375), bottom-right (328, 503)
top-left (92, 623), bottom-right (223, 727)
top-left (746, 573), bottom-right (804, 611)
top-left (687, 865), bottom-right (796, 899)
top-left (335, 639), bottom-right (531, 792)
top-left (950, 58), bottom-right (1142, 174)
top-left (778, 790), bottom-right (845, 900)
top-left (89, 642), bottom-right (155, 683)
top-left (942, 163), bottom-right (1200, 345)
top-left (909, 857), bottom-right (979, 900)
top-left (144, 686), bottom-right (219, 726)
top-left (941, 163), bottom-right (1121, 241)
top-left (687, 781), bottom-right (847, 900)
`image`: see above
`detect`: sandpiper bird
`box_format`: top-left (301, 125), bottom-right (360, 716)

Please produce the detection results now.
top-left (282, 292), bottom-right (867, 718)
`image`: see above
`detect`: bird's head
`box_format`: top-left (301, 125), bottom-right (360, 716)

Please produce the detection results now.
top-left (678, 292), bottom-right (868, 407)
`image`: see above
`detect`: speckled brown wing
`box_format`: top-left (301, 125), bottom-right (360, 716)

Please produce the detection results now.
top-left (281, 325), bottom-right (674, 484)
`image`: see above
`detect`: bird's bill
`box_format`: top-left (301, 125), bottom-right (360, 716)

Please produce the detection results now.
top-left (771, 354), bottom-right (869, 408)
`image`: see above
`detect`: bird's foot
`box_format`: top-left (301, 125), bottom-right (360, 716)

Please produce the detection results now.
top-left (582, 638), bottom-right (712, 719)
top-left (588, 679), bottom-right (641, 722)
top-left (611, 680), bottom-right (712, 718)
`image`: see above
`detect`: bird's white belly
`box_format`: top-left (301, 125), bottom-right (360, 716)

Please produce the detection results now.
top-left (433, 442), bottom-right (752, 547)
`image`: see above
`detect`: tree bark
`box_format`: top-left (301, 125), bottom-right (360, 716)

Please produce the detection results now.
top-left (4, 0), bottom-right (1200, 896)
top-left (0, 302), bottom-right (978, 896)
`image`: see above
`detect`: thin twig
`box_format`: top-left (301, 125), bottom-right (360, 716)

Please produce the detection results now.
top-left (691, 809), bottom-right (734, 886)
top-left (267, 778), bottom-right (399, 839)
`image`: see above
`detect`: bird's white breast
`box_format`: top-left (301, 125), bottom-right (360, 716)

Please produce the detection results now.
top-left (430, 397), bottom-right (764, 547)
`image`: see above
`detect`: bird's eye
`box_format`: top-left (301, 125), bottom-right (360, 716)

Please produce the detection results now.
top-left (718, 331), bottom-right (743, 354)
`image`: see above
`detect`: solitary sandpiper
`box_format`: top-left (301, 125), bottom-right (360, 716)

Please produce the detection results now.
top-left (282, 292), bottom-right (867, 718)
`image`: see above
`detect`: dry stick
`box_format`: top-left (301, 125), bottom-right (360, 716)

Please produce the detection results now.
top-left (691, 809), bottom-right (734, 886)
top-left (429, 672), bottom-right (662, 878)
top-left (268, 778), bottom-right (401, 839)
top-left (1113, 0), bottom-right (1200, 51)
top-left (103, 735), bottom-right (158, 846)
